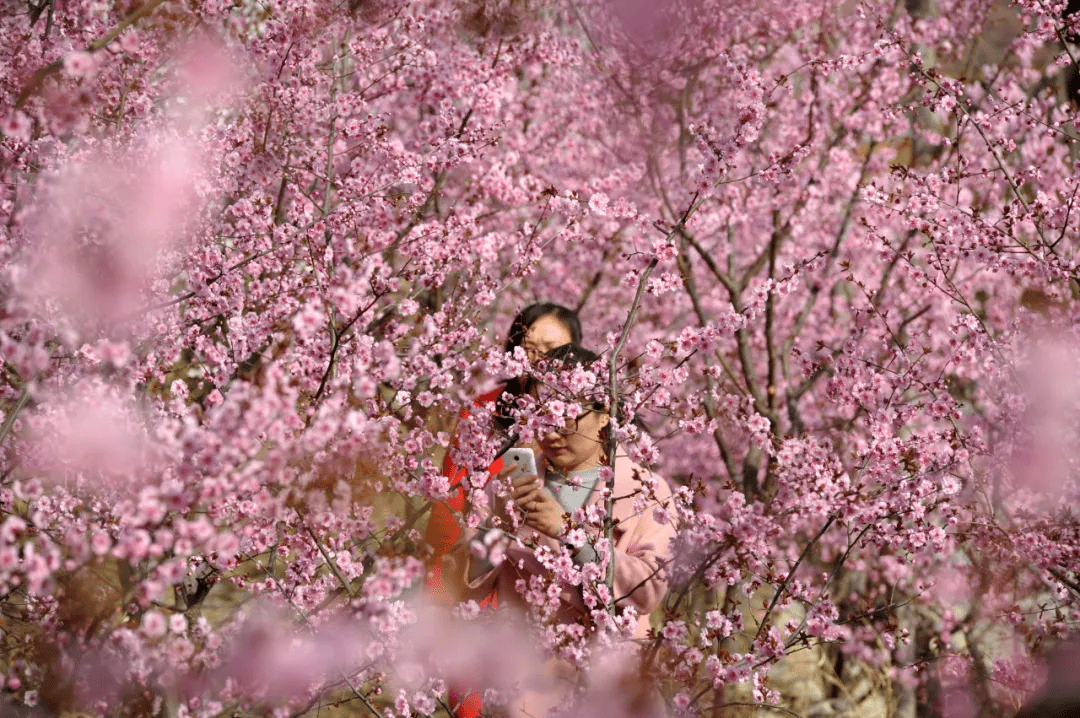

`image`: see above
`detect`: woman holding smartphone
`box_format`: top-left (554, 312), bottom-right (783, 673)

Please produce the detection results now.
top-left (426, 302), bottom-right (583, 595)
top-left (424, 303), bottom-right (582, 718)
top-left (455, 344), bottom-right (676, 718)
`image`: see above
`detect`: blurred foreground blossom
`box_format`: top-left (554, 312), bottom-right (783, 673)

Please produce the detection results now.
top-left (386, 603), bottom-right (667, 717)
top-left (927, 562), bottom-right (973, 610)
top-left (939, 683), bottom-right (978, 718)
top-left (18, 379), bottom-right (155, 488)
top-left (394, 603), bottom-right (544, 707)
top-left (173, 33), bottom-right (246, 110)
top-left (551, 644), bottom-right (667, 718)
top-left (16, 133), bottom-right (206, 335)
top-left (212, 606), bottom-right (376, 704)
top-left (606, 0), bottom-right (695, 54)
top-left (1004, 332), bottom-right (1080, 510)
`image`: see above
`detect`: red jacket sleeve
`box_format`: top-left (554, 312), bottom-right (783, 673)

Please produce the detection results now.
top-left (424, 388), bottom-right (506, 602)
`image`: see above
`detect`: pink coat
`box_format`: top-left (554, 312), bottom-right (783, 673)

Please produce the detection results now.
top-left (453, 448), bottom-right (677, 641)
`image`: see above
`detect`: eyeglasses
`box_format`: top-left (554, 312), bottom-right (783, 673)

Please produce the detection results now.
top-left (523, 343), bottom-right (551, 364)
top-left (552, 410), bottom-right (591, 436)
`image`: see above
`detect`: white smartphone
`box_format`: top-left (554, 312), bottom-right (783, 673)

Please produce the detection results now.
top-left (503, 448), bottom-right (538, 480)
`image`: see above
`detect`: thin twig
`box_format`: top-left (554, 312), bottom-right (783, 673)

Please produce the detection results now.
top-left (0, 381), bottom-right (34, 449)
top-left (1048, 567), bottom-right (1080, 596)
top-left (603, 255), bottom-right (658, 590)
top-left (305, 524), bottom-right (356, 598)
top-left (604, 193), bottom-right (701, 592)
top-left (751, 515), bottom-right (835, 645)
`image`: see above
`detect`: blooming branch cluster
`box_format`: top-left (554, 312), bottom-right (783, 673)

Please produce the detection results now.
top-left (0, 0), bottom-right (1078, 715)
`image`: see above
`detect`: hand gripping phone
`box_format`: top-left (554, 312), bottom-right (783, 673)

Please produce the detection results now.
top-left (503, 448), bottom-right (538, 480)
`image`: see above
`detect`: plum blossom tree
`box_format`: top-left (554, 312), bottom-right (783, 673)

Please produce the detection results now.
top-left (1, 0), bottom-right (1079, 715)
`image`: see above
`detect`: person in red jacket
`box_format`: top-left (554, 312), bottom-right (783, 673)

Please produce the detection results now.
top-left (425, 302), bottom-right (582, 718)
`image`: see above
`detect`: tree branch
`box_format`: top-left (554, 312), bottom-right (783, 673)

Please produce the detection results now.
top-left (15, 0), bottom-right (171, 109)
top-left (751, 515), bottom-right (835, 645)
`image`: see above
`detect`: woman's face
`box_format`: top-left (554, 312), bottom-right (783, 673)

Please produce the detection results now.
top-left (522, 314), bottom-right (574, 365)
top-left (538, 407), bottom-right (609, 473)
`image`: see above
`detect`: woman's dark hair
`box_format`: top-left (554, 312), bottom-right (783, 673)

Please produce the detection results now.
top-left (503, 302), bottom-right (582, 354)
top-left (494, 304), bottom-right (583, 432)
top-left (544, 343), bottom-right (610, 413)
top-left (541, 343), bottom-right (617, 461)
top-left (543, 342), bottom-right (599, 367)
top-left (546, 344), bottom-right (644, 458)
top-left (495, 342), bottom-right (616, 441)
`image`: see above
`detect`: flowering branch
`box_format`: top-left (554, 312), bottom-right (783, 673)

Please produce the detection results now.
top-left (14, 0), bottom-right (169, 108)
top-left (604, 193), bottom-right (701, 593)
top-left (751, 515), bottom-right (835, 646)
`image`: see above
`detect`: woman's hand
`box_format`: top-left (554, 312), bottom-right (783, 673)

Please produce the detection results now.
top-left (490, 466), bottom-right (566, 539)
top-left (518, 485), bottom-right (567, 539)
top-left (489, 465), bottom-right (536, 527)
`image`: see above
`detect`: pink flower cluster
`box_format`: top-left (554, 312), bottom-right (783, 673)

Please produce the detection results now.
top-left (0, 0), bottom-right (1078, 715)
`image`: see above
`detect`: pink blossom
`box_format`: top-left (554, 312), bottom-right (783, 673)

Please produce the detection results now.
top-left (63, 51), bottom-right (98, 78)
top-left (169, 614), bottom-right (187, 634)
top-left (292, 303), bottom-right (324, 341)
top-left (1, 111), bottom-right (31, 141)
top-left (90, 531), bottom-right (112, 556)
top-left (454, 600), bottom-right (481, 620)
top-left (0, 516), bottom-right (27, 543)
top-left (745, 413), bottom-right (771, 447)
top-left (141, 611), bottom-right (167, 638)
top-left (565, 528), bottom-right (587, 548)
top-left (652, 239), bottom-right (677, 262)
top-left (588, 192), bottom-right (610, 216)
